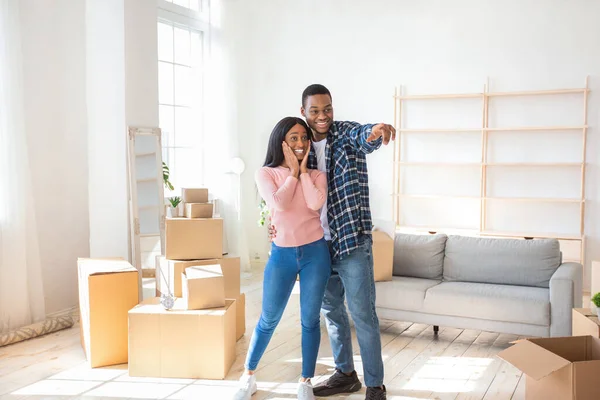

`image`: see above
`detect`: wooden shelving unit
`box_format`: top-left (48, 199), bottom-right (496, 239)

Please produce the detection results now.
top-left (392, 77), bottom-right (590, 264)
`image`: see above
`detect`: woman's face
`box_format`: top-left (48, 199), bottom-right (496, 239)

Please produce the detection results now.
top-left (284, 124), bottom-right (310, 160)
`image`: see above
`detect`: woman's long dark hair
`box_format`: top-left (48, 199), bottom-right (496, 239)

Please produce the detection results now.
top-left (263, 117), bottom-right (311, 167)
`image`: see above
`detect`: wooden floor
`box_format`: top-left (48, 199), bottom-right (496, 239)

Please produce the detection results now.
top-left (0, 264), bottom-right (526, 400)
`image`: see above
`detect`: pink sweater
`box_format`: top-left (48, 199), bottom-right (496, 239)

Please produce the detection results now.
top-left (255, 166), bottom-right (327, 247)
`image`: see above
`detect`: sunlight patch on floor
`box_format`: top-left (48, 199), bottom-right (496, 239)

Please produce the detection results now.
top-left (401, 356), bottom-right (494, 393)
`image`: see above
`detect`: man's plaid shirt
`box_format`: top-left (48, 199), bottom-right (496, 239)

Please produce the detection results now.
top-left (307, 121), bottom-right (382, 261)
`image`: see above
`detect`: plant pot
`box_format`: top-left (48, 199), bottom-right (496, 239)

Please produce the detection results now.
top-left (167, 206), bottom-right (180, 218)
top-left (596, 307), bottom-right (600, 318)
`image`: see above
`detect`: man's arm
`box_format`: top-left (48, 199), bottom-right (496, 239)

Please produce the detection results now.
top-left (336, 121), bottom-right (396, 153)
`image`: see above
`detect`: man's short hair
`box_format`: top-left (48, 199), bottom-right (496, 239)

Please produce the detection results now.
top-left (302, 84), bottom-right (332, 107)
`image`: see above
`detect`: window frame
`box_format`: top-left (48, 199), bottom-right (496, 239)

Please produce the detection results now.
top-left (156, 0), bottom-right (209, 189)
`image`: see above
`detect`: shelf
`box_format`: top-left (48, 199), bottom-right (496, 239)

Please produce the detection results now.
top-left (136, 177), bottom-right (159, 182)
top-left (397, 226), bottom-right (583, 241)
top-left (479, 230), bottom-right (582, 240)
top-left (398, 128), bottom-right (482, 132)
top-left (396, 162), bottom-right (481, 166)
top-left (394, 88), bottom-right (588, 101)
top-left (484, 197), bottom-right (583, 203)
top-left (485, 125), bottom-right (587, 132)
top-left (397, 194), bottom-right (480, 200)
top-left (485, 162), bottom-right (583, 167)
top-left (393, 78), bottom-right (589, 263)
top-left (397, 226), bottom-right (480, 234)
top-left (139, 205), bottom-right (160, 210)
top-left (136, 152), bottom-right (157, 157)
top-left (395, 93), bottom-right (483, 100)
top-left (486, 88), bottom-right (588, 97)
top-left (397, 126), bottom-right (586, 133)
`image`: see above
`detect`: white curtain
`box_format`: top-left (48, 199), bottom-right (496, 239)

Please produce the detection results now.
top-left (0, 0), bottom-right (45, 333)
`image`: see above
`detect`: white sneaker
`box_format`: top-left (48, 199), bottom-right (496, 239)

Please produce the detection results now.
top-left (232, 374), bottom-right (257, 400)
top-left (297, 380), bottom-right (316, 400)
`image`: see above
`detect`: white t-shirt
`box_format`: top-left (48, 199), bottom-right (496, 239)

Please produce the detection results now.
top-left (312, 139), bottom-right (331, 240)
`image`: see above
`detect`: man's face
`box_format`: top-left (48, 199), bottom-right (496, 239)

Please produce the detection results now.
top-left (301, 94), bottom-right (334, 135)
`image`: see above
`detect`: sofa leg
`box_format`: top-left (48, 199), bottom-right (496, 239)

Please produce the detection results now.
top-left (433, 325), bottom-right (439, 334)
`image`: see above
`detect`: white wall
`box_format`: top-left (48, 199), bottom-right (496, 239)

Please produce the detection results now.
top-left (229, 0), bottom-right (600, 288)
top-left (19, 0), bottom-right (89, 315)
top-left (86, 0), bottom-right (129, 260)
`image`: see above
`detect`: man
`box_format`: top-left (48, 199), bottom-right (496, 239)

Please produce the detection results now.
top-left (274, 84), bottom-right (395, 400)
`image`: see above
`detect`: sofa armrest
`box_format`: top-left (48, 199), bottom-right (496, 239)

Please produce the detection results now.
top-left (549, 262), bottom-right (583, 336)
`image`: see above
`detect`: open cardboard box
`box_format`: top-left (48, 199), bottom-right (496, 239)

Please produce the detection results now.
top-left (181, 265), bottom-right (225, 310)
top-left (498, 335), bottom-right (600, 399)
top-left (157, 256), bottom-right (240, 298)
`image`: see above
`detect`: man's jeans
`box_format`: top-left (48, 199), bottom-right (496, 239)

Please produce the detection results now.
top-left (322, 236), bottom-right (384, 387)
top-left (245, 238), bottom-right (331, 378)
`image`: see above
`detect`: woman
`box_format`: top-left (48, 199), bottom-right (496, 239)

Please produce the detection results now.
top-left (233, 117), bottom-right (331, 400)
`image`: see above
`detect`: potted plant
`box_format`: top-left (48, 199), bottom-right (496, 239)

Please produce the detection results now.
top-left (257, 199), bottom-right (270, 227)
top-left (163, 162), bottom-right (174, 191)
top-left (592, 292), bottom-right (600, 317)
top-left (167, 196), bottom-right (182, 218)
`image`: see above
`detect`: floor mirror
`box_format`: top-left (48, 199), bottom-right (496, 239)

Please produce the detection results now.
top-left (127, 127), bottom-right (165, 283)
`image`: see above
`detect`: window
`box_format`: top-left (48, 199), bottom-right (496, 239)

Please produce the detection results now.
top-left (157, 1), bottom-right (207, 192)
top-left (162, 0), bottom-right (202, 12)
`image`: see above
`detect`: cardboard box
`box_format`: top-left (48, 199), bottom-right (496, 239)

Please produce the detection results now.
top-left (157, 255), bottom-right (240, 299)
top-left (184, 202), bottom-right (213, 218)
top-left (372, 231), bottom-right (394, 282)
top-left (573, 308), bottom-right (600, 338)
top-left (165, 217), bottom-right (223, 260)
top-left (181, 265), bottom-right (225, 310)
top-left (77, 258), bottom-right (139, 368)
top-left (236, 292), bottom-right (246, 340)
top-left (186, 256), bottom-right (241, 298)
top-left (498, 335), bottom-right (600, 399)
top-left (128, 297), bottom-right (236, 379)
top-left (182, 188), bottom-right (209, 203)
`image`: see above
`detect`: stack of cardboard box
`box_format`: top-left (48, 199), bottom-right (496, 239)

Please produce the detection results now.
top-left (128, 187), bottom-right (245, 380)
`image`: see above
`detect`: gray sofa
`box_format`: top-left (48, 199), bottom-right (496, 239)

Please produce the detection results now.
top-left (375, 233), bottom-right (583, 337)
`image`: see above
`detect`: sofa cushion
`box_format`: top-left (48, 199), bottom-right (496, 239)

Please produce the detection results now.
top-left (376, 277), bottom-right (441, 312)
top-left (423, 281), bottom-right (549, 326)
top-left (443, 236), bottom-right (561, 288)
top-left (393, 233), bottom-right (447, 279)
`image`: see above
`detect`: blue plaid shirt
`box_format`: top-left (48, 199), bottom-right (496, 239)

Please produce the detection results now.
top-left (308, 121), bottom-right (382, 261)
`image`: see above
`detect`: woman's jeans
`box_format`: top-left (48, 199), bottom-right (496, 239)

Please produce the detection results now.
top-left (245, 237), bottom-right (331, 378)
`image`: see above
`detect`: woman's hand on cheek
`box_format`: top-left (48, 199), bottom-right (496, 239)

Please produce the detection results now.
top-left (300, 141), bottom-right (310, 175)
top-left (282, 142), bottom-right (299, 178)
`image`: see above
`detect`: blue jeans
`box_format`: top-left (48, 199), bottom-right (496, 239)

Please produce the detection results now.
top-left (245, 238), bottom-right (331, 378)
top-left (321, 236), bottom-right (384, 387)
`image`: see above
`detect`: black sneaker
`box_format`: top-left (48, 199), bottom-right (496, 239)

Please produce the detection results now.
top-left (312, 369), bottom-right (362, 396)
top-left (365, 385), bottom-right (386, 399)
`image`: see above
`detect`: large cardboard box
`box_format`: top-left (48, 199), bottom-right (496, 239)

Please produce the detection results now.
top-left (182, 188), bottom-right (209, 203)
top-left (157, 255), bottom-right (240, 299)
top-left (165, 217), bottom-right (223, 260)
top-left (372, 231), bottom-right (394, 282)
top-left (128, 297), bottom-right (236, 379)
top-left (236, 292), bottom-right (246, 340)
top-left (498, 336), bottom-right (600, 399)
top-left (77, 258), bottom-right (139, 368)
top-left (182, 265), bottom-right (225, 310)
top-left (184, 203), bottom-right (213, 218)
top-left (573, 308), bottom-right (600, 337)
